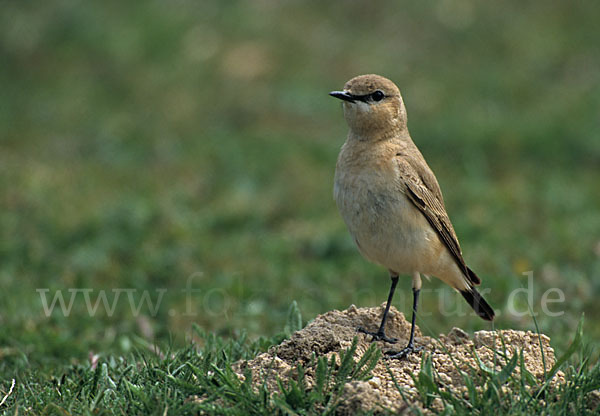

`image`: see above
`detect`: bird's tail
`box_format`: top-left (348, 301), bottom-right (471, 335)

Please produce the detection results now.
top-left (460, 287), bottom-right (495, 321)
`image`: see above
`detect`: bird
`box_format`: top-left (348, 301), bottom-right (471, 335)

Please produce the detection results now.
top-left (330, 74), bottom-right (494, 359)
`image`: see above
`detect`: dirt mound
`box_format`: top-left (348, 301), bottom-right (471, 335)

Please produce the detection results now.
top-left (234, 304), bottom-right (566, 414)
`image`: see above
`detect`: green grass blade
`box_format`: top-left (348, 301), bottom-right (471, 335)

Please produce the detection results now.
top-left (497, 353), bottom-right (519, 385)
top-left (548, 314), bottom-right (584, 380)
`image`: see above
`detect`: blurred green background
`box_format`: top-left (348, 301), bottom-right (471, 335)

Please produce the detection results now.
top-left (1, 0), bottom-right (599, 371)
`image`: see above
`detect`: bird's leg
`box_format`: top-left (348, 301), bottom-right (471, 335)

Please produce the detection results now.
top-left (358, 274), bottom-right (399, 343)
top-left (386, 272), bottom-right (424, 359)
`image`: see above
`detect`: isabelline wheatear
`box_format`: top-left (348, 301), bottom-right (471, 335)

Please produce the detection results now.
top-left (331, 74), bottom-right (494, 358)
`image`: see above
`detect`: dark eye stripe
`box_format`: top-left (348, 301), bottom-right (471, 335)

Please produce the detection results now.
top-left (347, 93), bottom-right (369, 102)
top-left (348, 90), bottom-right (386, 103)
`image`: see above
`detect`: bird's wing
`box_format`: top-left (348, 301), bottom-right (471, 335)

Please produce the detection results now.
top-left (396, 153), bottom-right (481, 285)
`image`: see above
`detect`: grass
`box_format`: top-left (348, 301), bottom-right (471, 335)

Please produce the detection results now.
top-left (1, 0), bottom-right (599, 414)
top-left (3, 307), bottom-right (599, 414)
top-left (398, 316), bottom-right (600, 415)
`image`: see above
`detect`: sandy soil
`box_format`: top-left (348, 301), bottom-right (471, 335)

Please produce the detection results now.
top-left (233, 304), bottom-right (569, 414)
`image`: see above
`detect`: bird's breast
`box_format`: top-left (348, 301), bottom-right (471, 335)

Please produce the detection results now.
top-left (334, 150), bottom-right (440, 274)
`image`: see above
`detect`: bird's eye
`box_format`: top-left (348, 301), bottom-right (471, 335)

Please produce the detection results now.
top-left (371, 90), bottom-right (385, 102)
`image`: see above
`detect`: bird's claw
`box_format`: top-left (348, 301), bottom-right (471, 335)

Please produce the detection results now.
top-left (357, 326), bottom-right (398, 343)
top-left (384, 344), bottom-right (423, 359)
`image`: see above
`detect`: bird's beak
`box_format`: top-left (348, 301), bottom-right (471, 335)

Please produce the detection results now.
top-left (329, 90), bottom-right (355, 103)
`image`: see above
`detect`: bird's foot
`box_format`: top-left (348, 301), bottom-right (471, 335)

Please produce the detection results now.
top-left (384, 344), bottom-right (423, 360)
top-left (357, 327), bottom-right (398, 343)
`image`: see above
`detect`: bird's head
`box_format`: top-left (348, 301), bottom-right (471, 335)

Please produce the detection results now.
top-left (330, 74), bottom-right (407, 138)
